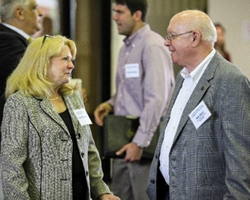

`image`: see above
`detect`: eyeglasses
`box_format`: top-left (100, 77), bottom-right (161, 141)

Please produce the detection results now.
top-left (41, 34), bottom-right (53, 48)
top-left (165, 31), bottom-right (193, 42)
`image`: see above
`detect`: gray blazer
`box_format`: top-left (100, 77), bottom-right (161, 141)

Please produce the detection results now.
top-left (0, 91), bottom-right (111, 200)
top-left (147, 52), bottom-right (250, 199)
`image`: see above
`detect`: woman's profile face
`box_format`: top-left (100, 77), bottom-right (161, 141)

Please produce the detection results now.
top-left (47, 45), bottom-right (74, 89)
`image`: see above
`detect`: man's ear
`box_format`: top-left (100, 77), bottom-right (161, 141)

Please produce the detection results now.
top-left (191, 31), bottom-right (202, 46)
top-left (133, 10), bottom-right (142, 22)
top-left (14, 7), bottom-right (25, 21)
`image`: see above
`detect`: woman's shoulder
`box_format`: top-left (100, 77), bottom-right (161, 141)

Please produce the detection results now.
top-left (64, 90), bottom-right (85, 108)
top-left (7, 91), bottom-right (32, 101)
top-left (6, 91), bottom-right (40, 109)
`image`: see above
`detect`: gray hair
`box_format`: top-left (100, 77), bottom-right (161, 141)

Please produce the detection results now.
top-left (0, 0), bottom-right (30, 22)
top-left (189, 13), bottom-right (217, 44)
top-left (176, 10), bottom-right (217, 45)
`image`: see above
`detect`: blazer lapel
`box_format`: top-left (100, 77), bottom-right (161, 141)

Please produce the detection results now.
top-left (171, 53), bottom-right (220, 145)
top-left (38, 93), bottom-right (84, 138)
top-left (39, 98), bottom-right (70, 135)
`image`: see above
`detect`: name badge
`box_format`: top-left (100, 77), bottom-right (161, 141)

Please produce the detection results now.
top-left (73, 108), bottom-right (92, 126)
top-left (189, 101), bottom-right (211, 129)
top-left (125, 63), bottom-right (140, 78)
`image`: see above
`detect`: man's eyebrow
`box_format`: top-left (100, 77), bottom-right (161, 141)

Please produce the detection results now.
top-left (113, 8), bottom-right (123, 12)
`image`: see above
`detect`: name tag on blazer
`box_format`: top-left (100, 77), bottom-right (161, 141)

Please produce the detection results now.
top-left (73, 108), bottom-right (92, 126)
top-left (189, 101), bottom-right (212, 129)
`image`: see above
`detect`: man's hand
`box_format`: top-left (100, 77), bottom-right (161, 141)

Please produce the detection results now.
top-left (94, 102), bottom-right (113, 126)
top-left (98, 194), bottom-right (120, 200)
top-left (116, 142), bottom-right (143, 162)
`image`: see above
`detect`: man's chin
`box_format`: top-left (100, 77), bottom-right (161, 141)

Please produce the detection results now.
top-left (118, 30), bottom-right (126, 36)
top-left (117, 29), bottom-right (123, 34)
top-left (170, 53), bottom-right (176, 61)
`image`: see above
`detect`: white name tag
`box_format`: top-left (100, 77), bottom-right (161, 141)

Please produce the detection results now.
top-left (125, 63), bottom-right (140, 78)
top-left (189, 101), bottom-right (211, 129)
top-left (73, 108), bottom-right (92, 126)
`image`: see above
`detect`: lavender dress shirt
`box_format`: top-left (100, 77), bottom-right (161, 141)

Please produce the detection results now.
top-left (108, 24), bottom-right (175, 147)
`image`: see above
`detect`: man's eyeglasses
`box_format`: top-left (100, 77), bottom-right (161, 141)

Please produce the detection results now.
top-left (165, 31), bottom-right (193, 42)
top-left (41, 35), bottom-right (53, 48)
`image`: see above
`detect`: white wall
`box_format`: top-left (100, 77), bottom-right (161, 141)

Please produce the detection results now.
top-left (208, 0), bottom-right (250, 78)
top-left (110, 17), bottom-right (124, 96)
top-left (37, 0), bottom-right (58, 8)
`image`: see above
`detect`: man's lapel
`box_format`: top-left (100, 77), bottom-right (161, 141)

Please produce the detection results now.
top-left (171, 53), bottom-right (220, 145)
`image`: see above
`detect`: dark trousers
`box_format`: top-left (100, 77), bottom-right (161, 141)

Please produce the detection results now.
top-left (157, 168), bottom-right (170, 200)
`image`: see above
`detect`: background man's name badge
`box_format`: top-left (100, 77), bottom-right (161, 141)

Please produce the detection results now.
top-left (125, 63), bottom-right (140, 78)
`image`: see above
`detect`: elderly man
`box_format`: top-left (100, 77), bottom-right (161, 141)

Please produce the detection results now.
top-left (147, 10), bottom-right (250, 200)
top-left (0, 0), bottom-right (43, 126)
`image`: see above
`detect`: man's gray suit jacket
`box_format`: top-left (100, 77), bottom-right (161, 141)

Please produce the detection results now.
top-left (147, 52), bottom-right (250, 200)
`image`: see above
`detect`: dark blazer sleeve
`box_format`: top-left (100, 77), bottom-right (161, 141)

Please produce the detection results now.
top-left (0, 33), bottom-right (27, 93)
top-left (0, 26), bottom-right (28, 127)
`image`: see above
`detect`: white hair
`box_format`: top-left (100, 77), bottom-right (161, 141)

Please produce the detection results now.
top-left (0, 0), bottom-right (30, 22)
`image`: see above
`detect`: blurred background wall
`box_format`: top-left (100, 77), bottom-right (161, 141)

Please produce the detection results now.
top-left (208, 0), bottom-right (250, 77)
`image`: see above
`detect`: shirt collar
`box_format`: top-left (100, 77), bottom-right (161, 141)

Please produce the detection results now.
top-left (2, 23), bottom-right (30, 40)
top-left (123, 23), bottom-right (149, 46)
top-left (180, 49), bottom-right (216, 84)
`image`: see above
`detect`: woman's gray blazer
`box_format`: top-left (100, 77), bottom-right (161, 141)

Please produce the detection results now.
top-left (0, 91), bottom-right (111, 200)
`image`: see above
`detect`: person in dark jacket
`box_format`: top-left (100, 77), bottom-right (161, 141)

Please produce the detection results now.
top-left (0, 0), bottom-right (43, 126)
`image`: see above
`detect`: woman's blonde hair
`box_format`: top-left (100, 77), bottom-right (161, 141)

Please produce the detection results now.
top-left (5, 35), bottom-right (77, 99)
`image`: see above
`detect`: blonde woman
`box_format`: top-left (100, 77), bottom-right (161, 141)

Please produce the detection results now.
top-left (0, 35), bottom-right (120, 200)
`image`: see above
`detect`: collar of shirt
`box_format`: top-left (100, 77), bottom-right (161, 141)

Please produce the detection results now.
top-left (180, 49), bottom-right (216, 85)
top-left (2, 23), bottom-right (30, 40)
top-left (123, 23), bottom-right (149, 47)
